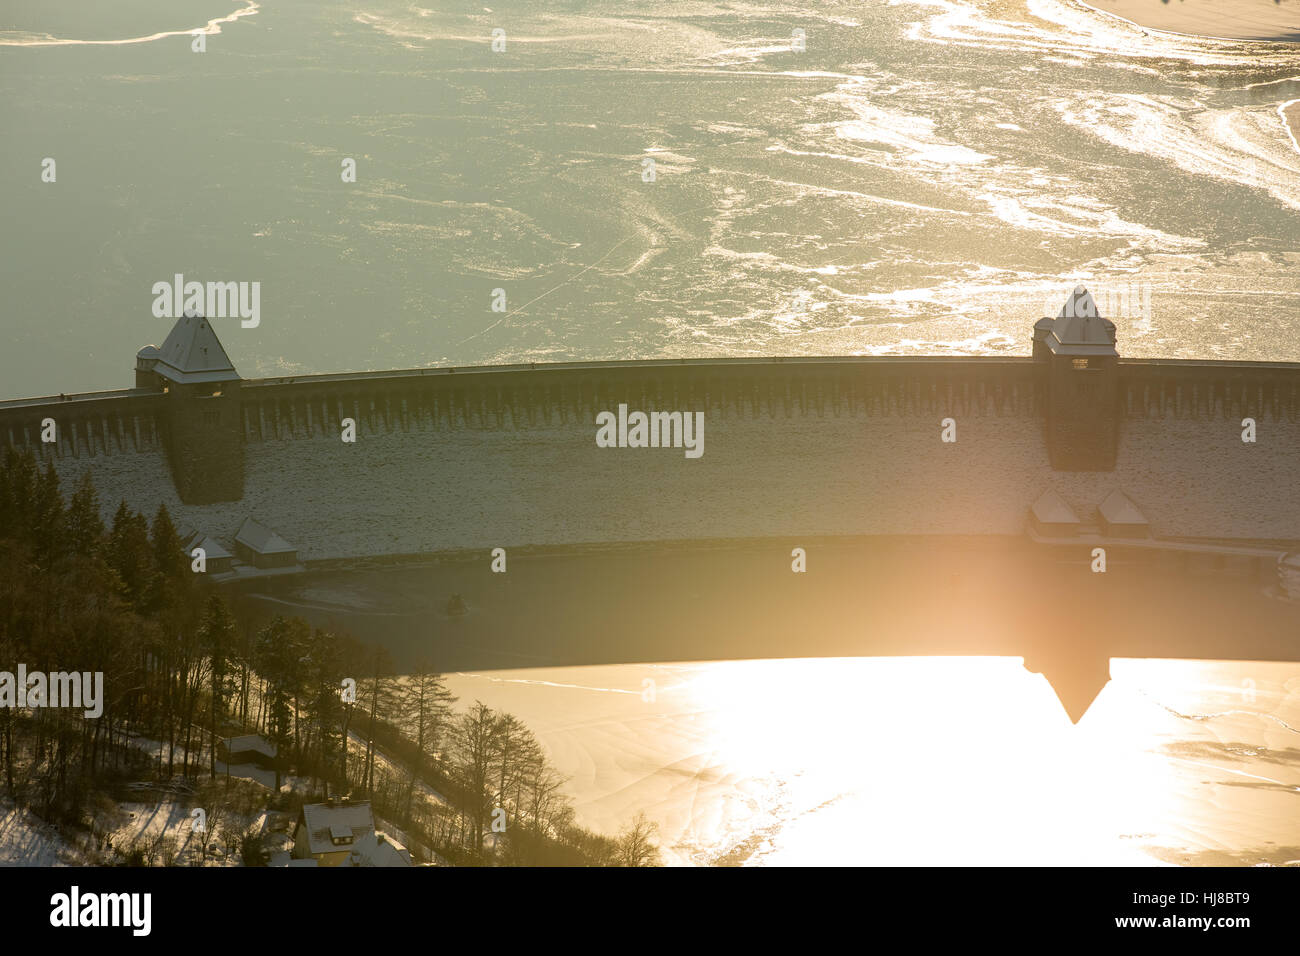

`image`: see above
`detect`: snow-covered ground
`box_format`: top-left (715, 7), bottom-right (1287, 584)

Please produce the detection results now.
top-left (0, 801), bottom-right (78, 866)
top-left (104, 797), bottom-right (222, 865)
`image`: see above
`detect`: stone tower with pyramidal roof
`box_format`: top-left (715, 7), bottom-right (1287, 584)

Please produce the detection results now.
top-left (135, 310), bottom-right (244, 503)
top-left (1033, 286), bottom-right (1120, 471)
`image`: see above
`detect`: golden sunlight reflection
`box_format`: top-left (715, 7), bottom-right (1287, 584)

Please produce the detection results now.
top-left (443, 657), bottom-right (1300, 866)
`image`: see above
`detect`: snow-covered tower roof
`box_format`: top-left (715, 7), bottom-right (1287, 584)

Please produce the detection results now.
top-left (1046, 286), bottom-right (1117, 356)
top-left (140, 309), bottom-right (239, 385)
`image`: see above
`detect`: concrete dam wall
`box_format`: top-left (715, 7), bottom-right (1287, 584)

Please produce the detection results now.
top-left (3, 350), bottom-right (1299, 563)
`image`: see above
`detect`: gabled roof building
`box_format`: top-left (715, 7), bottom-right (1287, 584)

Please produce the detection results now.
top-left (234, 516), bottom-right (297, 568)
top-left (1098, 489), bottom-right (1150, 538)
top-left (291, 799), bottom-right (410, 867)
top-left (1029, 488), bottom-right (1081, 537)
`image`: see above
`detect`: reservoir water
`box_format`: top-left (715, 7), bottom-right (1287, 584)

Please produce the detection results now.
top-left (3, 0), bottom-right (1300, 398)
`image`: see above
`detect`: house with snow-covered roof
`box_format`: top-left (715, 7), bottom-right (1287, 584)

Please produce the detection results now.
top-left (291, 798), bottom-right (410, 867)
top-left (1098, 489), bottom-right (1150, 538)
top-left (342, 831), bottom-right (412, 868)
top-left (1029, 488), bottom-right (1080, 538)
top-left (191, 535), bottom-right (234, 574)
top-left (176, 524), bottom-right (234, 574)
top-left (234, 516), bottom-right (297, 569)
top-left (218, 734), bottom-right (278, 768)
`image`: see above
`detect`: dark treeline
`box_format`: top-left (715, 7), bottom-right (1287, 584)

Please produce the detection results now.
top-left (0, 449), bottom-right (659, 866)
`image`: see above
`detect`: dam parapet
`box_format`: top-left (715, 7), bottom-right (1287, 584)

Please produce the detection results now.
top-left (5, 356), bottom-right (1297, 458)
top-left (0, 388), bottom-right (165, 458)
top-left (236, 356), bottom-right (1044, 444)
